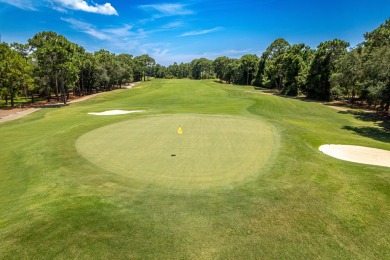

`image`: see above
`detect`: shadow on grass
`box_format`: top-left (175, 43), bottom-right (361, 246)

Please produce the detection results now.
top-left (342, 126), bottom-right (390, 143)
top-left (339, 110), bottom-right (389, 127)
top-left (340, 110), bottom-right (390, 143)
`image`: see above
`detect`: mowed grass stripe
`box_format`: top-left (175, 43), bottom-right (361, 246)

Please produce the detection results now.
top-left (76, 114), bottom-right (276, 189)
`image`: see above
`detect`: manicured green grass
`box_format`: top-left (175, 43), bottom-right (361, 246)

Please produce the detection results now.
top-left (76, 114), bottom-right (275, 189)
top-left (0, 79), bottom-right (389, 259)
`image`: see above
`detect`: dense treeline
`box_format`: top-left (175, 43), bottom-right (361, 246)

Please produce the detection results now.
top-left (1, 19), bottom-right (390, 111)
top-left (0, 31), bottom-right (156, 106)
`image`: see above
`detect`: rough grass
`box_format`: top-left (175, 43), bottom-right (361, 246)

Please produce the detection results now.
top-left (0, 79), bottom-right (389, 259)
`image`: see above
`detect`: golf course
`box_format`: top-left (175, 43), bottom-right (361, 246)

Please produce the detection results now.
top-left (1, 79), bottom-right (389, 258)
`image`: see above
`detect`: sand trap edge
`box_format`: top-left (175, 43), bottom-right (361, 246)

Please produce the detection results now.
top-left (319, 144), bottom-right (390, 168)
top-left (88, 110), bottom-right (145, 116)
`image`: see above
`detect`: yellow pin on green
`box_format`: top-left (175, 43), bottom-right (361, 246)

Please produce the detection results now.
top-left (177, 126), bottom-right (183, 134)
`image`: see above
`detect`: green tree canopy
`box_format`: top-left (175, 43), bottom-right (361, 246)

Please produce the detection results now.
top-left (257, 38), bottom-right (290, 89)
top-left (29, 31), bottom-right (80, 104)
top-left (0, 43), bottom-right (34, 107)
top-left (305, 39), bottom-right (350, 100)
top-left (364, 19), bottom-right (390, 48)
top-left (240, 54), bottom-right (259, 85)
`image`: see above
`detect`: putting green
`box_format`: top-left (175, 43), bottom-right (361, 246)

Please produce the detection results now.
top-left (76, 114), bottom-right (276, 189)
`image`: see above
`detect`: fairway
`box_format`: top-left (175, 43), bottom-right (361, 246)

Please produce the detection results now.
top-left (76, 114), bottom-right (276, 189)
top-left (1, 79), bottom-right (389, 259)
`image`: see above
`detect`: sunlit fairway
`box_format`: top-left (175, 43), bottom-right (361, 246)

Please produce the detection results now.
top-left (1, 79), bottom-right (389, 259)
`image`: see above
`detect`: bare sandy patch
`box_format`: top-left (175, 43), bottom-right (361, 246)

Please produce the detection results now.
top-left (0, 108), bottom-right (40, 123)
top-left (245, 90), bottom-right (275, 95)
top-left (123, 82), bottom-right (140, 89)
top-left (88, 110), bottom-right (145, 116)
top-left (325, 105), bottom-right (349, 112)
top-left (69, 93), bottom-right (101, 103)
top-left (319, 144), bottom-right (390, 167)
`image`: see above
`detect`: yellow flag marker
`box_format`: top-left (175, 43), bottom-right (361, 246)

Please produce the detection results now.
top-left (177, 126), bottom-right (183, 134)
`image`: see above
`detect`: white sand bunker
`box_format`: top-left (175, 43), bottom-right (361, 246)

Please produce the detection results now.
top-left (319, 144), bottom-right (390, 167)
top-left (88, 110), bottom-right (145, 116)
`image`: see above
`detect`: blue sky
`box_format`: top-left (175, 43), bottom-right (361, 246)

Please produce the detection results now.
top-left (0, 0), bottom-right (389, 65)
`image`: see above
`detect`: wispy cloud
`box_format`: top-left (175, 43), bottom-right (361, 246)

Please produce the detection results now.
top-left (102, 25), bottom-right (134, 37)
top-left (161, 21), bottom-right (184, 30)
top-left (60, 17), bottom-right (246, 66)
top-left (49, 0), bottom-right (118, 15)
top-left (179, 27), bottom-right (223, 37)
top-left (61, 18), bottom-right (111, 40)
top-left (139, 3), bottom-right (193, 18)
top-left (61, 18), bottom-right (144, 41)
top-left (0, 0), bottom-right (36, 10)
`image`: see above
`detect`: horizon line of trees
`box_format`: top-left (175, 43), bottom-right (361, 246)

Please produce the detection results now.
top-left (1, 18), bottom-right (390, 111)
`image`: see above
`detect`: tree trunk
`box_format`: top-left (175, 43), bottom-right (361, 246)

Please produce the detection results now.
top-left (61, 80), bottom-right (67, 105)
top-left (24, 86), bottom-right (28, 100)
top-left (30, 90), bottom-right (35, 103)
top-left (59, 71), bottom-right (67, 105)
top-left (10, 87), bottom-right (15, 107)
top-left (278, 76), bottom-right (283, 90)
top-left (46, 84), bottom-right (51, 102)
top-left (81, 70), bottom-right (84, 96)
top-left (55, 74), bottom-right (60, 102)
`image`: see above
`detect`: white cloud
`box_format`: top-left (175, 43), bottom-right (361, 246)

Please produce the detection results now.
top-left (62, 17), bottom-right (140, 43)
top-left (61, 17), bottom-right (176, 55)
top-left (0, 0), bottom-right (36, 10)
top-left (139, 3), bottom-right (193, 18)
top-left (50, 0), bottom-right (118, 15)
top-left (61, 18), bottom-right (110, 40)
top-left (102, 25), bottom-right (134, 37)
top-left (161, 21), bottom-right (184, 29)
top-left (179, 27), bottom-right (223, 37)
top-left (0, 0), bottom-right (118, 14)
